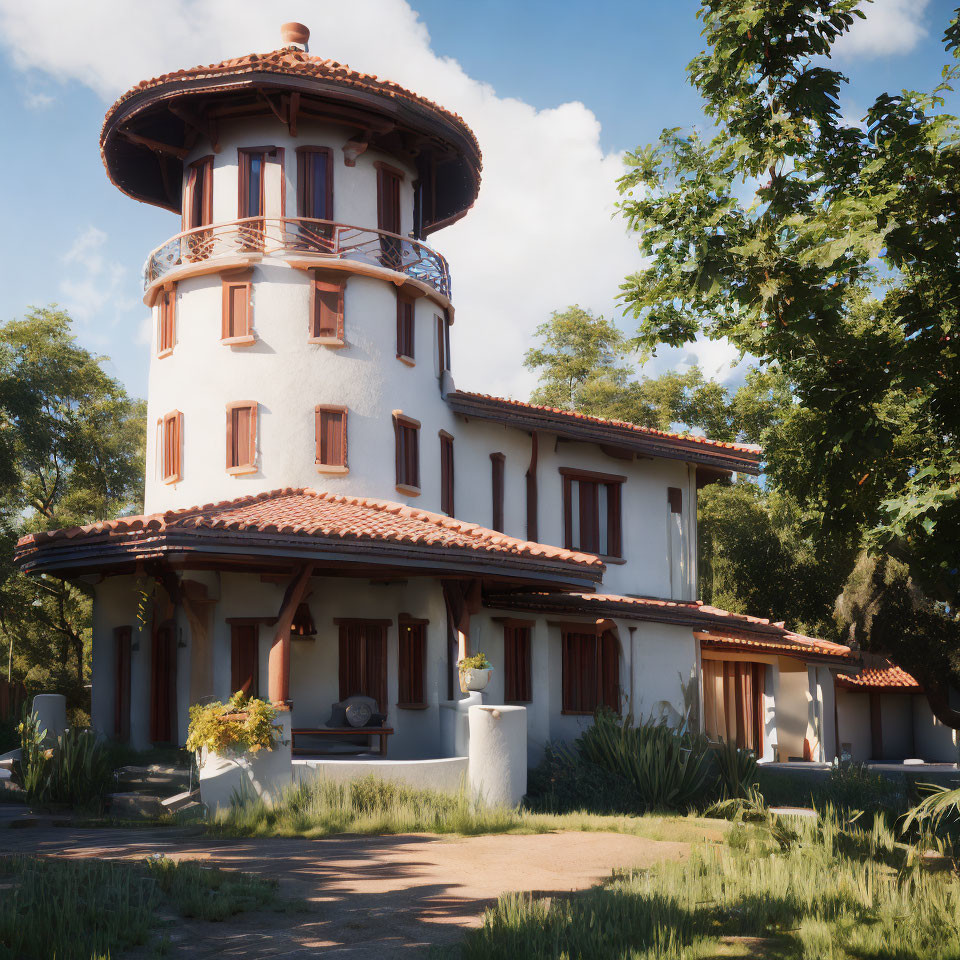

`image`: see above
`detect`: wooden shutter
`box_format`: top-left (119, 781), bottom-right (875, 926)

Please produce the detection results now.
top-left (297, 147), bottom-right (333, 220)
top-left (114, 626), bottom-right (132, 740)
top-left (503, 624), bottom-right (532, 702)
top-left (397, 293), bottom-right (415, 360)
top-left (579, 480), bottom-right (600, 554)
top-left (230, 623), bottom-right (259, 697)
top-left (150, 624), bottom-right (176, 743)
top-left (226, 403), bottom-right (257, 471)
top-left (393, 414), bottom-right (420, 489)
top-left (562, 631), bottom-right (598, 713)
top-left (606, 482), bottom-right (623, 558)
top-left (490, 453), bottom-right (505, 532)
top-left (600, 630), bottom-right (620, 712)
top-left (376, 163), bottom-right (403, 234)
top-left (398, 618), bottom-right (427, 707)
top-left (315, 407), bottom-right (347, 468)
top-left (311, 273), bottom-right (344, 341)
top-left (184, 156), bottom-right (213, 229)
top-left (158, 286), bottom-right (176, 355)
top-left (162, 411), bottom-right (182, 482)
top-left (221, 272), bottom-right (253, 341)
top-left (238, 148), bottom-right (264, 218)
top-left (338, 621), bottom-right (388, 712)
top-left (440, 432), bottom-right (454, 516)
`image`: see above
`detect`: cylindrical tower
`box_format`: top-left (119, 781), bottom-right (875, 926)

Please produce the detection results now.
top-left (100, 24), bottom-right (481, 514)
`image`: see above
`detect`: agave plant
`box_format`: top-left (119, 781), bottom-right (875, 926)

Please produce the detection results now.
top-left (574, 708), bottom-right (715, 812)
top-left (712, 738), bottom-right (759, 800)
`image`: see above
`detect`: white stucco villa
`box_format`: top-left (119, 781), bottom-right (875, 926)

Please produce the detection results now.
top-left (16, 24), bottom-right (954, 775)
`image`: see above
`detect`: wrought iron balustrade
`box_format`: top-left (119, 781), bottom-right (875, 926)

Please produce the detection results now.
top-left (144, 217), bottom-right (451, 298)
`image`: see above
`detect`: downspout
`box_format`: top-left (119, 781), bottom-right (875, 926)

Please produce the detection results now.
top-left (627, 625), bottom-right (636, 721)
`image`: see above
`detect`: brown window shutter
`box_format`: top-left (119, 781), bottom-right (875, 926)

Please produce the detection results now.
top-left (114, 626), bottom-right (132, 739)
top-left (162, 411), bottom-right (183, 481)
top-left (222, 275), bottom-right (252, 340)
top-left (668, 486), bottom-right (683, 514)
top-left (440, 432), bottom-right (454, 516)
top-left (201, 157), bottom-right (213, 225)
top-left (504, 625), bottom-right (531, 702)
top-left (182, 165), bottom-right (197, 232)
top-left (600, 631), bottom-right (620, 712)
top-left (226, 403), bottom-right (257, 470)
top-left (562, 475), bottom-right (573, 549)
top-left (562, 631), bottom-right (599, 713)
top-left (396, 294), bottom-right (415, 359)
top-left (158, 287), bottom-right (176, 353)
top-left (312, 274), bottom-right (344, 340)
top-left (297, 147), bottom-right (333, 220)
top-left (316, 407), bottom-right (347, 467)
top-left (377, 164), bottom-right (402, 234)
top-left (230, 623), bottom-right (259, 697)
top-left (490, 453), bottom-right (505, 532)
top-left (607, 482), bottom-right (623, 558)
top-left (394, 415), bottom-right (420, 488)
top-left (398, 620), bottom-right (426, 706)
top-left (579, 480), bottom-right (600, 554)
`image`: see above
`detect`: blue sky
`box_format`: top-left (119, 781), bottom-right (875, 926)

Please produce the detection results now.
top-left (0, 0), bottom-right (957, 400)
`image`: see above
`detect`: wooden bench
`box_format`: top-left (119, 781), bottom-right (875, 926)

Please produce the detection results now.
top-left (291, 727), bottom-right (394, 757)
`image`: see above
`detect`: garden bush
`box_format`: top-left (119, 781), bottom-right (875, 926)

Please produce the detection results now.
top-left (15, 709), bottom-right (111, 811)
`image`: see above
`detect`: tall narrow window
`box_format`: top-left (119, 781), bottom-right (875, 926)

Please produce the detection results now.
top-left (397, 292), bottom-right (415, 363)
top-left (490, 453), bottom-right (505, 532)
top-left (296, 147), bottom-right (334, 252)
top-left (561, 628), bottom-right (619, 714)
top-left (114, 625), bottom-right (132, 740)
top-left (159, 410), bottom-right (182, 483)
top-left (503, 622), bottom-right (532, 702)
top-left (377, 162), bottom-right (404, 269)
top-left (310, 271), bottom-right (345, 344)
top-left (315, 406), bottom-right (347, 472)
top-left (561, 469), bottom-right (624, 558)
top-left (221, 270), bottom-right (254, 343)
top-left (238, 146), bottom-right (283, 248)
top-left (398, 615), bottom-right (427, 708)
top-left (376, 162), bottom-right (403, 234)
top-left (337, 619), bottom-right (389, 711)
top-left (702, 660), bottom-right (764, 754)
top-left (439, 431), bottom-right (454, 516)
top-left (157, 285), bottom-right (176, 356)
top-left (435, 312), bottom-right (451, 376)
top-left (183, 155), bottom-right (213, 230)
top-left (230, 623), bottom-right (259, 697)
top-left (393, 412), bottom-right (420, 493)
top-left (226, 402), bottom-right (257, 474)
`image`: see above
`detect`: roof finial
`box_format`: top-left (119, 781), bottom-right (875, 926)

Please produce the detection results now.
top-left (281, 22), bottom-right (310, 51)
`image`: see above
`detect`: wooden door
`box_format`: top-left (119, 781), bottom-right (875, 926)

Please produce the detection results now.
top-left (150, 624), bottom-right (177, 743)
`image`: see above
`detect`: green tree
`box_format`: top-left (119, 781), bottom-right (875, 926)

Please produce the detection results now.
top-left (0, 307), bottom-right (145, 708)
top-left (617, 1), bottom-right (960, 604)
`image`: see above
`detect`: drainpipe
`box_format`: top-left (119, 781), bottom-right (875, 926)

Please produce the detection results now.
top-left (627, 626), bottom-right (636, 720)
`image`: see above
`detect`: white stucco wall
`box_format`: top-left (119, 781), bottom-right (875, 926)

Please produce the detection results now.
top-left (913, 694), bottom-right (960, 762)
top-left (836, 688), bottom-right (872, 761)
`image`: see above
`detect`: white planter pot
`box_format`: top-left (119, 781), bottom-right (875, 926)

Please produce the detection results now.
top-left (460, 666), bottom-right (493, 692)
top-left (198, 710), bottom-right (292, 813)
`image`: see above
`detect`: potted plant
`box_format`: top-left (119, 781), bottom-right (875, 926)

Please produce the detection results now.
top-left (459, 652), bottom-right (494, 692)
top-left (186, 692), bottom-right (291, 811)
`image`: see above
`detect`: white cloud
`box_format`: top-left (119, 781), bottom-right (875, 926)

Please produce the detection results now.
top-left (0, 0), bottom-right (741, 396)
top-left (21, 86), bottom-right (54, 108)
top-left (834, 0), bottom-right (930, 58)
top-left (59, 226), bottom-right (136, 336)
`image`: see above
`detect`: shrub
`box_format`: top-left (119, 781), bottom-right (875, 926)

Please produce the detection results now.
top-left (812, 762), bottom-right (910, 819)
top-left (186, 691), bottom-right (280, 755)
top-left (525, 743), bottom-right (638, 814)
top-left (711, 738), bottom-right (759, 800)
top-left (14, 709), bottom-right (111, 811)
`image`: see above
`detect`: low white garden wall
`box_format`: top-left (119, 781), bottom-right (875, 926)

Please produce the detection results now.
top-left (294, 755), bottom-right (469, 793)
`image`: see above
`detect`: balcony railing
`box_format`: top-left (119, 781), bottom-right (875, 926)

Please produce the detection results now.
top-left (144, 217), bottom-right (452, 299)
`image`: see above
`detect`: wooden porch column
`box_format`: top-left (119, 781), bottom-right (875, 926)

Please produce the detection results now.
top-left (268, 563), bottom-right (314, 705)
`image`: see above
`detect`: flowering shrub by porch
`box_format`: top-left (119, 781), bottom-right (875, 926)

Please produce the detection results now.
top-left (186, 692), bottom-right (280, 755)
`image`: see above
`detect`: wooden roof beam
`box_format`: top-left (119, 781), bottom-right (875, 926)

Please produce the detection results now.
top-left (119, 128), bottom-right (189, 159)
top-left (168, 104), bottom-right (220, 153)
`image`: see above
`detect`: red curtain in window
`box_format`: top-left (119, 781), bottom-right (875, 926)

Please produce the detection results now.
top-left (338, 622), bottom-right (387, 711)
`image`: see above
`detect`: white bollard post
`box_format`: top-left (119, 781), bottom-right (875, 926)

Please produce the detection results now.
top-left (32, 694), bottom-right (67, 744)
top-left (468, 704), bottom-right (527, 807)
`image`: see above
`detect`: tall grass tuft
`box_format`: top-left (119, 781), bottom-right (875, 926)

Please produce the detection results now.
top-left (460, 809), bottom-right (960, 960)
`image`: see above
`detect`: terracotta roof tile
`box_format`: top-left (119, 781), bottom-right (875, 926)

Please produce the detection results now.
top-left (835, 656), bottom-right (920, 691)
top-left (483, 590), bottom-right (853, 662)
top-left (101, 46), bottom-right (480, 165)
top-left (447, 391), bottom-right (762, 466)
top-left (15, 488), bottom-right (602, 574)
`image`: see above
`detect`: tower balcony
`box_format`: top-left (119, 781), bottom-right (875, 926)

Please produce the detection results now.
top-left (144, 217), bottom-right (452, 299)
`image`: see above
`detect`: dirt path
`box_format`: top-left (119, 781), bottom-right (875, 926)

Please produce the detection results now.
top-left (1, 823), bottom-right (690, 957)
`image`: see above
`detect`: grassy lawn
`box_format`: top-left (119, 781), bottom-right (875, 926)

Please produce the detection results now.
top-left (0, 854), bottom-right (304, 960)
top-left (211, 775), bottom-right (727, 844)
top-left (454, 812), bottom-right (960, 960)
